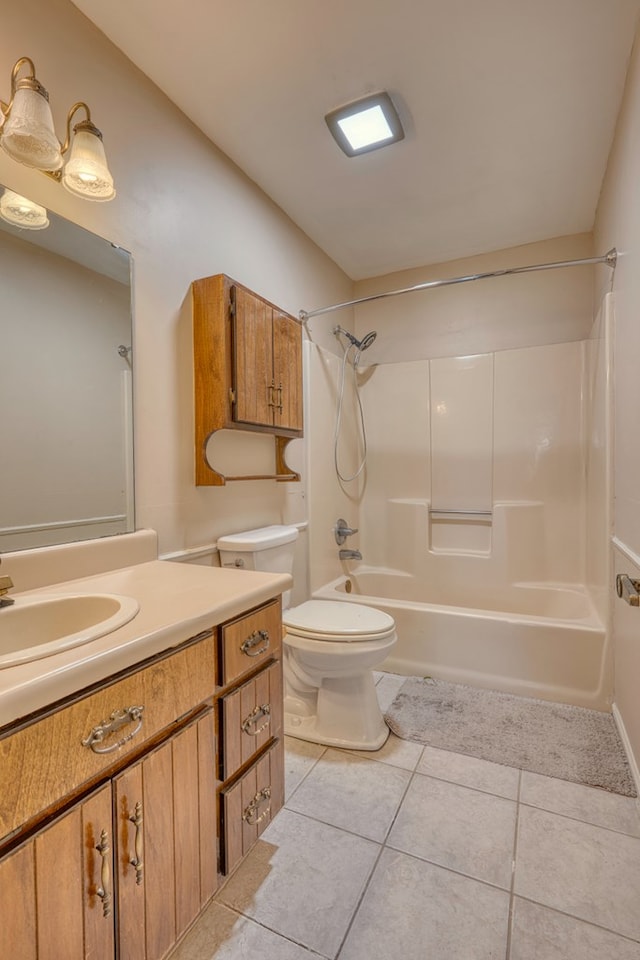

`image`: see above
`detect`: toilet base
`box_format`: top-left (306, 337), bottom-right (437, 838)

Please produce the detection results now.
top-left (283, 671), bottom-right (390, 751)
top-left (284, 710), bottom-right (390, 751)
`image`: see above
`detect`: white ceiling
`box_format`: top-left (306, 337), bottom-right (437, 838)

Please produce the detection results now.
top-left (72, 0), bottom-right (640, 280)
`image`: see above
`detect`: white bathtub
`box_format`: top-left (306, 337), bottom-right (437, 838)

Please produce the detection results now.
top-left (313, 569), bottom-right (610, 710)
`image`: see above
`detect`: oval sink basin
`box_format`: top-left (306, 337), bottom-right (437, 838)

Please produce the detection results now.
top-left (0, 593), bottom-right (140, 668)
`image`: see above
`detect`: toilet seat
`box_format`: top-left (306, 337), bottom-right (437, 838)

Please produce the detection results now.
top-left (283, 599), bottom-right (395, 643)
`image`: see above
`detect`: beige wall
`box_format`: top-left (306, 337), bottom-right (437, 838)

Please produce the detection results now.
top-left (595, 27), bottom-right (640, 782)
top-left (352, 234), bottom-right (595, 365)
top-left (0, 0), bottom-right (353, 563)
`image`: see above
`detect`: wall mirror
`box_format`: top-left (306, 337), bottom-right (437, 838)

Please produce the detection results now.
top-left (0, 184), bottom-right (134, 552)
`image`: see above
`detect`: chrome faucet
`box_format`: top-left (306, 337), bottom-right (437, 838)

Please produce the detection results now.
top-left (339, 549), bottom-right (362, 561)
top-left (0, 559), bottom-right (14, 608)
top-left (335, 518), bottom-right (358, 545)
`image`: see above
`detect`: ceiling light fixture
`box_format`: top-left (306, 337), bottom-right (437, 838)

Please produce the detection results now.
top-left (0, 57), bottom-right (115, 201)
top-left (325, 92), bottom-right (404, 157)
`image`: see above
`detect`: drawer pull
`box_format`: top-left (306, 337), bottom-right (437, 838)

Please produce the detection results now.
top-left (95, 828), bottom-right (112, 919)
top-left (240, 629), bottom-right (270, 658)
top-left (128, 800), bottom-right (144, 885)
top-left (241, 703), bottom-right (271, 736)
top-left (242, 787), bottom-right (271, 825)
top-left (82, 705), bottom-right (145, 754)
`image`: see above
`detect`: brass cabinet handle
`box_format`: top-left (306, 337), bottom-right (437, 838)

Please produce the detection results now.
top-left (82, 706), bottom-right (145, 754)
top-left (241, 703), bottom-right (271, 736)
top-left (242, 787), bottom-right (271, 825)
top-left (240, 629), bottom-right (270, 658)
top-left (95, 828), bottom-right (112, 919)
top-left (276, 382), bottom-right (283, 412)
top-left (128, 800), bottom-right (144, 885)
top-left (267, 379), bottom-right (276, 408)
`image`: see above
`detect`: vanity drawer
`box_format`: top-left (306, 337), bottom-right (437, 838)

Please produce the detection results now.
top-left (219, 739), bottom-right (284, 876)
top-left (219, 599), bottom-right (282, 686)
top-left (219, 660), bottom-right (283, 780)
top-left (0, 633), bottom-right (215, 842)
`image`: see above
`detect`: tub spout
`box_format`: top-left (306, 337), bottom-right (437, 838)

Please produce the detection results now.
top-left (339, 549), bottom-right (362, 561)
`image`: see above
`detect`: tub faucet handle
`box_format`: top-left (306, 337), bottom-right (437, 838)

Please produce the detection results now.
top-left (335, 518), bottom-right (358, 545)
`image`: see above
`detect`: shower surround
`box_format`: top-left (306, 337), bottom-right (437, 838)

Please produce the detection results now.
top-left (305, 297), bottom-right (612, 710)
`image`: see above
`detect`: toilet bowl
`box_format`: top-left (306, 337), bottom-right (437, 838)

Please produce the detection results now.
top-left (283, 599), bottom-right (396, 750)
top-left (216, 525), bottom-right (397, 750)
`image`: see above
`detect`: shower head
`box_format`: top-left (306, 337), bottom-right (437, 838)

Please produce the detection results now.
top-left (333, 325), bottom-right (377, 352)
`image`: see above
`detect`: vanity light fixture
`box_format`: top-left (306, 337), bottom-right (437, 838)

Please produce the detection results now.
top-left (325, 92), bottom-right (405, 157)
top-left (0, 57), bottom-right (115, 201)
top-left (0, 188), bottom-right (49, 229)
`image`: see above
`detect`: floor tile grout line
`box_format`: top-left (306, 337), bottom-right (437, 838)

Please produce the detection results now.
top-left (412, 765), bottom-right (520, 802)
top-left (380, 760), bottom-right (421, 846)
top-left (505, 768), bottom-right (523, 960)
top-left (382, 838), bottom-right (514, 895)
top-left (517, 799), bottom-right (640, 839)
top-left (333, 841), bottom-right (388, 960)
top-left (211, 901), bottom-right (333, 958)
top-left (281, 802), bottom-right (392, 847)
top-left (284, 745), bottom-right (329, 804)
top-left (512, 894), bottom-right (640, 946)
top-left (381, 765), bottom-right (515, 896)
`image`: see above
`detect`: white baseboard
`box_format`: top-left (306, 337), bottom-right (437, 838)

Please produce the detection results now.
top-left (613, 702), bottom-right (640, 800)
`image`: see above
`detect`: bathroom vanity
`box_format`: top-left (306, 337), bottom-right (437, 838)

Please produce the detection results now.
top-left (0, 560), bottom-right (290, 959)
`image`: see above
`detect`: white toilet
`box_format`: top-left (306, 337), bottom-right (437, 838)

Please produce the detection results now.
top-left (216, 524), bottom-right (397, 750)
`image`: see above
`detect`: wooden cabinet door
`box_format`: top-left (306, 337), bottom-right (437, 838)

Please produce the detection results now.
top-left (220, 660), bottom-right (283, 780)
top-left (219, 739), bottom-right (284, 876)
top-left (115, 709), bottom-right (216, 960)
top-left (272, 310), bottom-right (303, 432)
top-left (232, 285), bottom-right (274, 428)
top-left (0, 783), bottom-right (115, 960)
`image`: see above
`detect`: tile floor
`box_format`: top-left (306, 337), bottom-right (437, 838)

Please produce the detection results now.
top-left (171, 673), bottom-right (640, 960)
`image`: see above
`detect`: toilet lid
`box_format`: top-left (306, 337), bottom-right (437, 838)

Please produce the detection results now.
top-left (283, 600), bottom-right (395, 642)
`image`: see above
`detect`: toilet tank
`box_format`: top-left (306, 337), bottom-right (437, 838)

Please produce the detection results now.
top-left (216, 525), bottom-right (298, 608)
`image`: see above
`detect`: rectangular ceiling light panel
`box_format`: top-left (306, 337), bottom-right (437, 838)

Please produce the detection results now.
top-left (325, 92), bottom-right (405, 157)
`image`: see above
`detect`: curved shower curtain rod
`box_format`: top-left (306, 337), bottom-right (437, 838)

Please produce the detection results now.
top-left (298, 247), bottom-right (617, 322)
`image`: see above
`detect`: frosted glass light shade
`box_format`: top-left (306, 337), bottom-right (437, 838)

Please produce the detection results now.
top-left (0, 86), bottom-right (63, 171)
top-left (62, 129), bottom-right (115, 201)
top-left (0, 189), bottom-right (49, 229)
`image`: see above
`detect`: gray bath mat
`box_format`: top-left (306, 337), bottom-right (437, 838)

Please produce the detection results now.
top-left (385, 677), bottom-right (637, 797)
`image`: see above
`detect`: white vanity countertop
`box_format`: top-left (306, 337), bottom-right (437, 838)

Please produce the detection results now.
top-left (0, 559), bottom-right (291, 729)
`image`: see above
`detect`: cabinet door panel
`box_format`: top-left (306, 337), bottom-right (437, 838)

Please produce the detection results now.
top-left (0, 843), bottom-right (36, 959)
top-left (81, 785), bottom-right (116, 960)
top-left (233, 286), bottom-right (273, 427)
top-left (272, 311), bottom-right (303, 432)
top-left (219, 739), bottom-right (284, 876)
top-left (115, 763), bottom-right (146, 960)
top-left (1, 784), bottom-right (115, 960)
top-left (142, 741), bottom-right (176, 960)
top-left (220, 661), bottom-right (282, 780)
top-left (172, 722), bottom-right (200, 938)
top-left (197, 710), bottom-right (218, 903)
top-left (35, 806), bottom-right (84, 960)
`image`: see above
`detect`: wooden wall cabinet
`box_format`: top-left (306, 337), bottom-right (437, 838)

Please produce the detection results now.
top-left (192, 273), bottom-right (303, 485)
